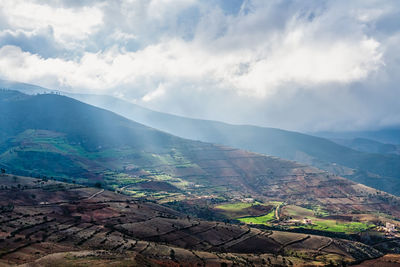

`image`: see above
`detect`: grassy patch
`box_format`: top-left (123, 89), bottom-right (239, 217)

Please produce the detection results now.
top-left (283, 204), bottom-right (374, 233)
top-left (103, 172), bottom-right (147, 186)
top-left (284, 205), bottom-right (314, 217)
top-left (300, 220), bottom-right (374, 233)
top-left (151, 174), bottom-right (191, 189)
top-left (311, 205), bottom-right (329, 217)
top-left (238, 209), bottom-right (275, 225)
top-left (216, 202), bottom-right (260, 211)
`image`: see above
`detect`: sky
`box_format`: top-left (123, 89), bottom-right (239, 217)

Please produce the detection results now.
top-left (0, 0), bottom-right (399, 132)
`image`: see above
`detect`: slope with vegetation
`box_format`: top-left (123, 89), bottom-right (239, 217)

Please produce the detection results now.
top-left (2, 80), bottom-right (400, 196)
top-left (70, 92), bottom-right (400, 196)
top-left (0, 174), bottom-right (391, 266)
top-left (0, 91), bottom-right (400, 229)
top-left (0, 90), bottom-right (400, 265)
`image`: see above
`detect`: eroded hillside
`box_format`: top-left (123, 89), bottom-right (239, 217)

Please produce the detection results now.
top-left (0, 174), bottom-right (386, 266)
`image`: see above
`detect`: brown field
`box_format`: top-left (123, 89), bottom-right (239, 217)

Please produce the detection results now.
top-left (0, 174), bottom-right (389, 266)
top-left (354, 254), bottom-right (400, 267)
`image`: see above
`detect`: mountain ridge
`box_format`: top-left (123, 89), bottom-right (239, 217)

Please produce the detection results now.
top-left (0, 90), bottom-right (399, 218)
top-left (1, 79), bottom-right (400, 196)
top-left (70, 92), bottom-right (400, 196)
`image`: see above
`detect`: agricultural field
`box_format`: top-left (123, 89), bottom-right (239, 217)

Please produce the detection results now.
top-left (238, 209), bottom-right (276, 225)
top-left (281, 205), bottom-right (376, 234)
top-left (0, 174), bottom-right (391, 266)
top-left (301, 220), bottom-right (374, 233)
top-left (215, 201), bottom-right (278, 225)
top-left (215, 202), bottom-right (262, 211)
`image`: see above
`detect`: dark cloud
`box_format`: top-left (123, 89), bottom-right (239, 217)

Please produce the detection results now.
top-left (0, 0), bottom-right (399, 132)
top-left (0, 27), bottom-right (67, 58)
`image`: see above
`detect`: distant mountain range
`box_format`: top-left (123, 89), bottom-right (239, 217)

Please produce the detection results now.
top-left (1, 79), bottom-right (400, 196)
top-left (329, 138), bottom-right (400, 155)
top-left (72, 92), bottom-right (400, 196)
top-left (315, 129), bottom-right (400, 145)
top-left (1, 89), bottom-right (400, 221)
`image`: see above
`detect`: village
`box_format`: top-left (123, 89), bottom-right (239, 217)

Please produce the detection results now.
top-left (377, 222), bottom-right (400, 237)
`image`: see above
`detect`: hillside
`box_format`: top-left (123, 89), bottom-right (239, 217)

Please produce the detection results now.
top-left (70, 93), bottom-right (400, 196)
top-left (0, 174), bottom-right (389, 266)
top-left (330, 138), bottom-right (400, 155)
top-left (1, 91), bottom-right (400, 223)
top-left (1, 80), bottom-right (400, 196)
top-left (1, 91), bottom-right (400, 265)
top-left (316, 128), bottom-right (400, 145)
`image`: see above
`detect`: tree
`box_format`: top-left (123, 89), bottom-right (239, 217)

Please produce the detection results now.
top-left (170, 249), bottom-right (176, 261)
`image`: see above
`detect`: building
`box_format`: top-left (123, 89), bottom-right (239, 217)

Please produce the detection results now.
top-left (386, 222), bottom-right (396, 232)
top-left (303, 218), bottom-right (312, 225)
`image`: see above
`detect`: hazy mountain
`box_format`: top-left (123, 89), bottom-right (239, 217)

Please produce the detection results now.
top-left (0, 79), bottom-right (57, 95)
top-left (1, 90), bottom-right (398, 214)
top-left (331, 138), bottom-right (400, 155)
top-left (315, 129), bottom-right (400, 145)
top-left (70, 93), bottom-right (400, 196)
top-left (1, 79), bottom-right (400, 195)
top-left (1, 90), bottom-right (400, 266)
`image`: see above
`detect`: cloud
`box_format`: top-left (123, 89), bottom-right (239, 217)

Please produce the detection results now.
top-left (142, 83), bottom-right (166, 102)
top-left (0, 0), bottom-right (399, 131)
top-left (0, 0), bottom-right (103, 46)
top-left (0, 4), bottom-right (383, 96)
top-left (0, 27), bottom-right (66, 58)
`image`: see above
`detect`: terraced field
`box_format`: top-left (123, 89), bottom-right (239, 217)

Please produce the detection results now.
top-left (2, 93), bottom-right (400, 228)
top-left (215, 201), bottom-right (278, 225)
top-left (281, 205), bottom-right (375, 234)
top-left (0, 174), bottom-right (389, 266)
top-left (1, 92), bottom-right (400, 265)
top-left (238, 210), bottom-right (276, 225)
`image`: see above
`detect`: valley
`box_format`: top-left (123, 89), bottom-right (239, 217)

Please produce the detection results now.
top-left (46, 91), bottom-right (399, 197)
top-left (0, 174), bottom-right (396, 266)
top-left (0, 91), bottom-right (400, 266)
top-left (1, 0), bottom-right (400, 265)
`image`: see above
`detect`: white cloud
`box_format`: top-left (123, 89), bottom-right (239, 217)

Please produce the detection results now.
top-left (147, 0), bottom-right (198, 21)
top-left (0, 0), bottom-right (398, 131)
top-left (142, 83), bottom-right (166, 102)
top-left (0, 0), bottom-right (103, 45)
top-left (0, 23), bottom-right (383, 99)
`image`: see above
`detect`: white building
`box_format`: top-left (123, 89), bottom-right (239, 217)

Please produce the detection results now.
top-left (386, 222), bottom-right (396, 232)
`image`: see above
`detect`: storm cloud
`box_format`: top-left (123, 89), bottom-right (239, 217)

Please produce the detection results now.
top-left (0, 0), bottom-right (399, 131)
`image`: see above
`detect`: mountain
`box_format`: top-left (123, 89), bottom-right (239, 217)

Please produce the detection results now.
top-left (2, 80), bottom-right (400, 196)
top-left (0, 79), bottom-right (57, 95)
top-left (315, 128), bottom-right (400, 145)
top-left (1, 90), bottom-right (400, 265)
top-left (330, 138), bottom-right (400, 155)
top-left (70, 93), bottom-right (400, 196)
top-left (1, 90), bottom-right (399, 215)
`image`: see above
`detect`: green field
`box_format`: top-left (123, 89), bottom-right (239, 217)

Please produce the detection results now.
top-left (216, 201), bottom-right (279, 225)
top-left (300, 220), bottom-right (374, 233)
top-left (215, 202), bottom-right (260, 211)
top-left (283, 205), bottom-right (374, 233)
top-left (238, 209), bottom-right (276, 225)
